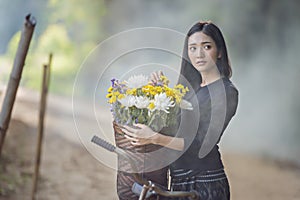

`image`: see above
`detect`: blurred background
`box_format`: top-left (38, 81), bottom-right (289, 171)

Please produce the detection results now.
top-left (0, 0), bottom-right (300, 199)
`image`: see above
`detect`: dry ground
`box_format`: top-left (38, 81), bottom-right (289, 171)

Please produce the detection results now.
top-left (0, 88), bottom-right (300, 200)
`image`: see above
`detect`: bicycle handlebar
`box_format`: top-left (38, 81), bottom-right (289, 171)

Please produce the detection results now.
top-left (91, 135), bottom-right (199, 200)
top-left (91, 135), bottom-right (147, 184)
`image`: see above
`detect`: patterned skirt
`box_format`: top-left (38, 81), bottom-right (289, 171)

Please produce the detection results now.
top-left (170, 168), bottom-right (230, 200)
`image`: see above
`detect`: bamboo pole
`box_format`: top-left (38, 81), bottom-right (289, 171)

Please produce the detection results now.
top-left (31, 64), bottom-right (47, 199)
top-left (31, 62), bottom-right (50, 199)
top-left (46, 53), bottom-right (52, 90)
top-left (0, 14), bottom-right (36, 156)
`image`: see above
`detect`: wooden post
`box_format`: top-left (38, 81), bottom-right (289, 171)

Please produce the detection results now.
top-left (0, 14), bottom-right (36, 156)
top-left (46, 53), bottom-right (52, 90)
top-left (31, 60), bottom-right (51, 199)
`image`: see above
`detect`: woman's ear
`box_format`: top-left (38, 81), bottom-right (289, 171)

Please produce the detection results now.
top-left (218, 52), bottom-right (222, 59)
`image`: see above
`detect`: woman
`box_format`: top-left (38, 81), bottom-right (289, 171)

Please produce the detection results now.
top-left (122, 21), bottom-right (238, 200)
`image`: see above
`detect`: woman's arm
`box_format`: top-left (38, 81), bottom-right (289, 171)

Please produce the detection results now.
top-left (198, 85), bottom-right (238, 158)
top-left (121, 124), bottom-right (184, 151)
top-left (153, 133), bottom-right (184, 151)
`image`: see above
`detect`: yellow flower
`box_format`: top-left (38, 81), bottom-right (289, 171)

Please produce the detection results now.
top-left (142, 85), bottom-right (153, 93)
top-left (155, 86), bottom-right (162, 93)
top-left (126, 88), bottom-right (137, 95)
top-left (174, 90), bottom-right (183, 103)
top-left (163, 86), bottom-right (174, 97)
top-left (160, 75), bottom-right (170, 85)
top-left (106, 93), bottom-right (112, 98)
top-left (113, 91), bottom-right (120, 96)
top-left (148, 102), bottom-right (155, 110)
top-left (175, 84), bottom-right (184, 90)
top-left (166, 90), bottom-right (174, 98)
top-left (173, 84), bottom-right (190, 100)
top-left (108, 95), bottom-right (117, 104)
top-left (150, 89), bottom-right (157, 96)
top-left (107, 86), bottom-right (113, 93)
top-left (118, 94), bottom-right (125, 99)
top-left (142, 85), bottom-right (158, 96)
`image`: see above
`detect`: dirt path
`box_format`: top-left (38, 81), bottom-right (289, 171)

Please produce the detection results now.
top-left (224, 153), bottom-right (300, 200)
top-left (0, 88), bottom-right (300, 199)
top-left (0, 89), bottom-right (118, 200)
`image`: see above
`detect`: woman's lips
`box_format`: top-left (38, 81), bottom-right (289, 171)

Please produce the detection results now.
top-left (196, 60), bottom-right (207, 65)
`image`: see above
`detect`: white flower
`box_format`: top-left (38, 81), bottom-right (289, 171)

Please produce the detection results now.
top-left (118, 95), bottom-right (135, 107)
top-left (179, 99), bottom-right (193, 110)
top-left (125, 74), bottom-right (149, 88)
top-left (152, 93), bottom-right (175, 113)
top-left (135, 96), bottom-right (150, 109)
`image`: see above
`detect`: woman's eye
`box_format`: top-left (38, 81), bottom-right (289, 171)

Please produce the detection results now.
top-left (204, 45), bottom-right (211, 50)
top-left (189, 47), bottom-right (196, 51)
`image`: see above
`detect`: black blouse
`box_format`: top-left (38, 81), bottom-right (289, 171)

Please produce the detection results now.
top-left (171, 77), bottom-right (239, 173)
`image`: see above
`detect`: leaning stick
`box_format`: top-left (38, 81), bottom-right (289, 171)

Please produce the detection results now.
top-left (46, 53), bottom-right (52, 91)
top-left (31, 62), bottom-right (50, 199)
top-left (0, 14), bottom-right (36, 156)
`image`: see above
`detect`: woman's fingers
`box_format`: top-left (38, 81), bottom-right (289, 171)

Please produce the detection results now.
top-left (121, 127), bottom-right (137, 138)
top-left (121, 125), bottom-right (144, 138)
top-left (124, 133), bottom-right (145, 146)
top-left (150, 73), bottom-right (158, 84)
top-left (131, 140), bottom-right (145, 146)
top-left (124, 134), bottom-right (138, 142)
top-left (155, 70), bottom-right (163, 80)
top-left (154, 71), bottom-right (163, 81)
top-left (149, 71), bottom-right (164, 84)
top-left (153, 72), bottom-right (159, 81)
top-left (121, 124), bottom-right (154, 146)
top-left (158, 70), bottom-right (164, 77)
top-left (122, 125), bottom-right (140, 132)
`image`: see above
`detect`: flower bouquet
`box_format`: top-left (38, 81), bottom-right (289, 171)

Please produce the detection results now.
top-left (106, 74), bottom-right (192, 134)
top-left (106, 74), bottom-right (192, 199)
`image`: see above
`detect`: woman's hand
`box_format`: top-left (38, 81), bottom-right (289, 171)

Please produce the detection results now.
top-left (121, 123), bottom-right (158, 146)
top-left (149, 70), bottom-right (164, 85)
top-left (121, 123), bottom-right (185, 151)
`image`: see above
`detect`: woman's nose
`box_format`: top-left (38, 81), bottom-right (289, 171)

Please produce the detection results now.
top-left (197, 48), bottom-right (205, 58)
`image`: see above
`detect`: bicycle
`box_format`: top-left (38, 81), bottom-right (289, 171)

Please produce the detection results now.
top-left (91, 135), bottom-right (199, 200)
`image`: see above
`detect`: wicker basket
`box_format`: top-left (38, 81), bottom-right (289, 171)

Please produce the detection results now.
top-left (113, 121), bottom-right (168, 200)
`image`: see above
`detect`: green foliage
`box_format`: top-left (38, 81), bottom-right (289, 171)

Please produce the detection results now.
top-left (0, 0), bottom-right (107, 95)
top-left (37, 24), bottom-right (74, 55)
top-left (6, 31), bottom-right (21, 59)
top-left (47, 0), bottom-right (106, 44)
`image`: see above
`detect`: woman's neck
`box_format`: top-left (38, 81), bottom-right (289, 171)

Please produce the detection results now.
top-left (200, 68), bottom-right (221, 87)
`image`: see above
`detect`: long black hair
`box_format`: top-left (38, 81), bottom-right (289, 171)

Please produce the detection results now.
top-left (178, 21), bottom-right (232, 91)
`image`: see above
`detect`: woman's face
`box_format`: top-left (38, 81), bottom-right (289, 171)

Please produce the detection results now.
top-left (188, 32), bottom-right (220, 73)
